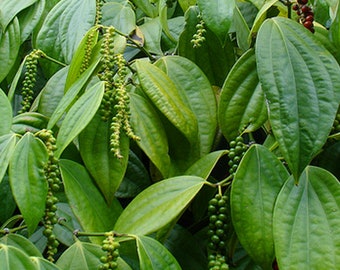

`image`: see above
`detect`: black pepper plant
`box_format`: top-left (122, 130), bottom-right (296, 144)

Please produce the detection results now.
top-left (0, 0), bottom-right (340, 269)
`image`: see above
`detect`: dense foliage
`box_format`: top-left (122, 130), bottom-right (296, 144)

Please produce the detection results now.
top-left (0, 0), bottom-right (340, 269)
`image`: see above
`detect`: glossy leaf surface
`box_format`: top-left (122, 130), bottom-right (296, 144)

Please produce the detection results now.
top-left (136, 235), bottom-right (181, 270)
top-left (8, 133), bottom-right (48, 235)
top-left (231, 144), bottom-right (289, 269)
top-left (256, 17), bottom-right (340, 180)
top-left (59, 159), bottom-right (122, 244)
top-left (156, 55), bottom-right (217, 156)
top-left (0, 234), bottom-right (41, 257)
top-left (55, 81), bottom-right (105, 158)
top-left (274, 166), bottom-right (340, 269)
top-left (219, 49), bottom-right (267, 141)
top-left (114, 176), bottom-right (205, 235)
top-left (0, 244), bottom-right (36, 270)
top-left (79, 113), bottom-right (130, 204)
top-left (0, 89), bottom-right (12, 136)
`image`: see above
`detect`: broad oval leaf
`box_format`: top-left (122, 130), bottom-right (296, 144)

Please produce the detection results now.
top-left (59, 159), bottom-right (122, 244)
top-left (0, 88), bottom-right (12, 136)
top-left (136, 235), bottom-right (181, 270)
top-left (0, 244), bottom-right (37, 270)
top-left (256, 17), bottom-right (340, 181)
top-left (79, 113), bottom-right (130, 204)
top-left (273, 166), bottom-right (340, 270)
top-left (8, 133), bottom-right (48, 235)
top-left (135, 60), bottom-right (197, 145)
top-left (131, 0), bottom-right (158, 18)
top-left (55, 81), bottom-right (105, 158)
top-left (56, 240), bottom-right (104, 270)
top-left (231, 144), bottom-right (289, 269)
top-left (114, 176), bottom-right (205, 235)
top-left (156, 55), bottom-right (217, 156)
top-left (0, 17), bottom-right (20, 83)
top-left (129, 92), bottom-right (171, 178)
top-left (0, 0), bottom-right (37, 30)
top-left (219, 49), bottom-right (267, 142)
top-left (0, 234), bottom-right (42, 257)
top-left (11, 112), bottom-right (49, 135)
top-left (197, 0), bottom-right (235, 44)
top-left (31, 257), bottom-right (62, 270)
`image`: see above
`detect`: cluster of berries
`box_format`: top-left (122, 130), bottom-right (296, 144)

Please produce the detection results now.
top-left (207, 194), bottom-right (230, 270)
top-left (292, 0), bottom-right (315, 33)
top-left (227, 136), bottom-right (248, 176)
top-left (99, 233), bottom-right (120, 270)
top-left (191, 13), bottom-right (206, 48)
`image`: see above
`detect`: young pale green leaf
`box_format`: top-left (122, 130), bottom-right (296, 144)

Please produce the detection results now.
top-left (197, 0), bottom-right (235, 44)
top-left (0, 134), bottom-right (18, 183)
top-left (185, 150), bottom-right (227, 179)
top-left (38, 66), bottom-right (69, 117)
top-left (0, 89), bottom-right (12, 136)
top-left (178, 0), bottom-right (196, 12)
top-left (233, 5), bottom-right (251, 52)
top-left (178, 6), bottom-right (235, 87)
top-left (47, 59), bottom-right (100, 130)
top-left (156, 55), bottom-right (217, 156)
top-left (159, 0), bottom-right (176, 42)
top-left (55, 81), bottom-right (105, 158)
top-left (114, 176), bottom-right (205, 235)
top-left (256, 17), bottom-right (340, 181)
top-left (231, 144), bottom-right (289, 269)
top-left (79, 113), bottom-right (130, 204)
top-left (136, 236), bottom-right (181, 270)
top-left (218, 49), bottom-right (267, 141)
top-left (0, 0), bottom-right (36, 30)
top-left (8, 133), bottom-right (48, 235)
top-left (0, 234), bottom-right (42, 257)
top-left (17, 0), bottom-right (45, 43)
top-left (0, 244), bottom-right (37, 270)
top-left (0, 17), bottom-right (20, 83)
top-left (65, 26), bottom-right (99, 90)
top-left (273, 166), bottom-right (340, 270)
top-left (59, 159), bottom-right (122, 244)
top-left (129, 93), bottom-right (171, 178)
top-left (102, 1), bottom-right (136, 35)
top-left (31, 257), bottom-right (62, 270)
top-left (135, 60), bottom-right (197, 145)
top-left (56, 240), bottom-right (104, 270)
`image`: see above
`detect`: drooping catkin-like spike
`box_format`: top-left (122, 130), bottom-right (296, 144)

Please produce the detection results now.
top-left (191, 13), bottom-right (206, 48)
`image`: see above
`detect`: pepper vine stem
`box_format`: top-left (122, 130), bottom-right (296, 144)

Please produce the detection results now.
top-left (40, 52), bottom-right (67, 67)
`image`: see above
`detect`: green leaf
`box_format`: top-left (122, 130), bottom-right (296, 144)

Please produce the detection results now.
top-left (156, 55), bottom-right (217, 156)
top-left (136, 235), bottom-right (181, 270)
top-left (159, 0), bottom-right (176, 42)
top-left (330, 0), bottom-right (340, 50)
top-left (139, 18), bottom-right (163, 55)
top-left (0, 244), bottom-right (37, 270)
top-left (47, 59), bottom-right (100, 130)
top-left (0, 0), bottom-right (37, 30)
top-left (8, 133), bottom-right (48, 235)
top-left (64, 27), bottom-right (99, 90)
top-left (129, 93), bottom-right (170, 178)
top-left (178, 6), bottom-right (235, 86)
top-left (218, 49), bottom-right (267, 141)
top-left (0, 176), bottom-right (16, 223)
top-left (256, 17), bottom-right (340, 180)
top-left (59, 159), bottom-right (122, 244)
top-left (114, 176), bottom-right (205, 235)
top-left (131, 0), bottom-right (158, 18)
top-left (233, 4), bottom-right (251, 52)
top-left (0, 17), bottom-right (20, 83)
top-left (55, 81), bottom-right (105, 158)
top-left (102, 1), bottom-right (136, 35)
top-left (273, 166), bottom-right (340, 270)
top-left (38, 66), bottom-right (69, 117)
top-left (56, 240), bottom-right (104, 270)
top-left (231, 144), bottom-right (289, 269)
top-left (0, 234), bottom-right (42, 257)
top-left (185, 150), bottom-right (227, 179)
top-left (17, 0), bottom-right (45, 43)
top-left (135, 60), bottom-right (197, 145)
top-left (0, 89), bottom-right (12, 136)
top-left (79, 113), bottom-right (130, 204)
top-left (11, 112), bottom-right (49, 135)
top-left (31, 257), bottom-right (62, 270)
top-left (178, 0), bottom-right (196, 12)
top-left (197, 0), bottom-right (235, 44)
top-left (0, 134), bottom-right (17, 184)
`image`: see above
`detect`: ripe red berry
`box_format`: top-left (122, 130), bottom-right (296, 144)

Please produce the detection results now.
top-left (298, 0), bottom-right (308, 4)
top-left (301, 5), bottom-right (310, 13)
top-left (292, 3), bottom-right (299, 10)
top-left (303, 20), bottom-right (313, 29)
top-left (305, 15), bottom-right (314, 22)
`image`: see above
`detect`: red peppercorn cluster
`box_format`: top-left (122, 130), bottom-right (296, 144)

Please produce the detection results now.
top-left (292, 0), bottom-right (315, 33)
